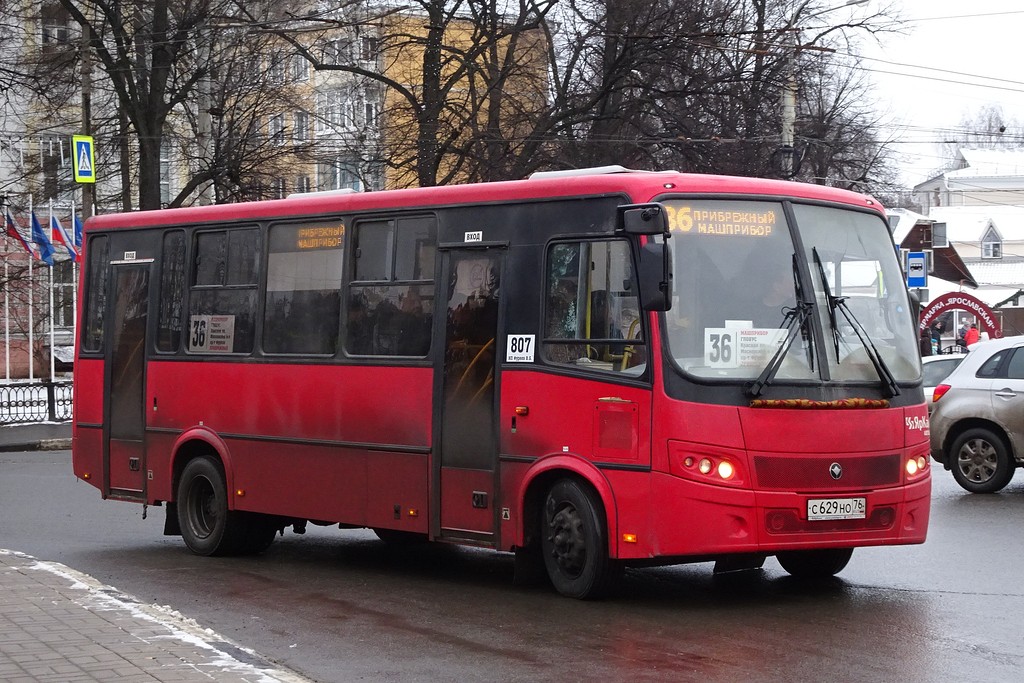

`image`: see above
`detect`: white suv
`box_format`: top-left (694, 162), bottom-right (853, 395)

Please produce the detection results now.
top-left (930, 335), bottom-right (1024, 493)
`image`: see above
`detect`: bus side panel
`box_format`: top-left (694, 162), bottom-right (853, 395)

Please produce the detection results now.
top-left (73, 426), bottom-right (104, 488)
top-left (145, 361), bottom-right (433, 524)
top-left (73, 358), bottom-right (105, 425)
top-left (146, 362), bottom-right (433, 445)
top-left (500, 370), bottom-right (652, 467)
top-left (228, 440), bottom-right (368, 522)
top-left (72, 358), bottom-right (106, 489)
top-left (366, 453), bottom-right (429, 534)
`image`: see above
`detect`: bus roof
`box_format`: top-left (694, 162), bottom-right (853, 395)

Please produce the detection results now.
top-left (85, 169), bottom-right (883, 230)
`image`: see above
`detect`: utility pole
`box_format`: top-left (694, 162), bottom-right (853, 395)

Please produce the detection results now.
top-left (80, 22), bottom-right (95, 217)
top-left (779, 41), bottom-right (797, 178)
top-left (777, 0), bottom-right (868, 179)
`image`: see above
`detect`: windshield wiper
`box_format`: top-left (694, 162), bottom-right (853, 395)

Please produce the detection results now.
top-left (813, 248), bottom-right (842, 358)
top-left (812, 247), bottom-right (900, 398)
top-left (747, 300), bottom-right (814, 397)
top-left (748, 255), bottom-right (815, 397)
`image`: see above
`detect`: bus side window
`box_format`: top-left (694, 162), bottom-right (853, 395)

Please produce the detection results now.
top-left (263, 220), bottom-right (345, 355)
top-left (188, 227), bottom-right (260, 354)
top-left (156, 230), bottom-right (186, 353)
top-left (346, 215), bottom-right (436, 357)
top-left (82, 235), bottom-right (110, 353)
top-left (543, 239), bottom-right (646, 374)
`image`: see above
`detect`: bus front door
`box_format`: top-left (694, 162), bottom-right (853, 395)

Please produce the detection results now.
top-left (104, 264), bottom-right (150, 499)
top-left (435, 248), bottom-right (504, 541)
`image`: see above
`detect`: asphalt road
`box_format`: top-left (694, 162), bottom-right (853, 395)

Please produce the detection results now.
top-left (3, 449), bottom-right (1023, 682)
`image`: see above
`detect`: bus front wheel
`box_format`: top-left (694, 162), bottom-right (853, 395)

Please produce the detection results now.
top-left (177, 456), bottom-right (247, 556)
top-left (776, 548), bottom-right (853, 578)
top-left (541, 479), bottom-right (618, 599)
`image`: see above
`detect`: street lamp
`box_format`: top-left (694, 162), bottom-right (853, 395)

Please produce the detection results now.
top-left (778, 0), bottom-right (869, 177)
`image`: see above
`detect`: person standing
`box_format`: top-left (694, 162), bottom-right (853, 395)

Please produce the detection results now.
top-left (964, 323), bottom-right (980, 346)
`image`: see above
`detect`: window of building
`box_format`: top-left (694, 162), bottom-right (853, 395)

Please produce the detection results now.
top-left (982, 226), bottom-right (1002, 259)
top-left (268, 52), bottom-right (286, 85)
top-left (325, 38), bottom-right (351, 65)
top-left (41, 137), bottom-right (73, 201)
top-left (159, 140), bottom-right (173, 207)
top-left (319, 159), bottom-right (362, 191)
top-left (317, 92), bottom-right (354, 131)
top-left (363, 99), bottom-right (379, 127)
top-left (82, 235), bottom-right (110, 352)
top-left (263, 220), bottom-right (345, 355)
top-left (271, 177), bottom-right (288, 198)
top-left (294, 175), bottom-right (311, 194)
top-left (188, 228), bottom-right (261, 354)
top-left (347, 216), bottom-right (437, 356)
top-left (360, 36), bottom-right (378, 62)
top-left (293, 110), bottom-right (309, 142)
top-left (543, 239), bottom-right (646, 374)
top-left (290, 54), bottom-right (309, 82)
top-left (157, 231), bottom-right (186, 352)
top-left (40, 3), bottom-right (71, 49)
top-left (52, 259), bottom-right (75, 328)
top-left (269, 114), bottom-right (285, 145)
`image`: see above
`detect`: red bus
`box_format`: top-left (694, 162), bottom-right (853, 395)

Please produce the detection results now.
top-left (73, 167), bottom-right (930, 598)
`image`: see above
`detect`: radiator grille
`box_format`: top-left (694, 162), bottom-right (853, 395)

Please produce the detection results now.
top-left (754, 453), bottom-right (901, 491)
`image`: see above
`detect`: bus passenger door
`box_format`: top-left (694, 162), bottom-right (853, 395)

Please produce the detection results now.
top-left (434, 248), bottom-right (504, 541)
top-left (104, 264), bottom-right (150, 500)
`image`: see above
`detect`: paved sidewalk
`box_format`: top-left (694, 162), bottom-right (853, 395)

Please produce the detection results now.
top-left (0, 550), bottom-right (312, 683)
top-left (0, 423), bottom-right (72, 452)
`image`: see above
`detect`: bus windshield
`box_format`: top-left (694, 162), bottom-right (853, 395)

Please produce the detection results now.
top-left (662, 199), bottom-right (920, 386)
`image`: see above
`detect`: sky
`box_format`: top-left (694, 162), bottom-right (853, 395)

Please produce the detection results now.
top-left (850, 0), bottom-right (1024, 187)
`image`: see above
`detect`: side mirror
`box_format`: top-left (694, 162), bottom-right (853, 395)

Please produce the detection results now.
top-left (638, 240), bottom-right (673, 311)
top-left (620, 203), bottom-right (669, 236)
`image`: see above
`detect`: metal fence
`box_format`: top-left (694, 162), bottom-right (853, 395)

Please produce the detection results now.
top-left (0, 381), bottom-right (73, 425)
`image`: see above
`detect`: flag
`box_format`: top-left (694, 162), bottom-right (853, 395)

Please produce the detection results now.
top-left (30, 211), bottom-right (55, 266)
top-left (50, 212), bottom-right (78, 261)
top-left (4, 208), bottom-right (35, 257)
top-left (73, 213), bottom-right (83, 250)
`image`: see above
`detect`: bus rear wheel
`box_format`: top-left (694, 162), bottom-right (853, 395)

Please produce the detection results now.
top-left (541, 479), bottom-right (617, 599)
top-left (776, 548), bottom-right (853, 578)
top-left (177, 456), bottom-right (248, 556)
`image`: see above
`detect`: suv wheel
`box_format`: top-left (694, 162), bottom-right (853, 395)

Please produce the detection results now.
top-left (948, 427), bottom-right (1015, 493)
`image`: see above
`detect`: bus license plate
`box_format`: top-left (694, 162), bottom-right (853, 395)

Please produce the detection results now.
top-left (807, 497), bottom-right (866, 521)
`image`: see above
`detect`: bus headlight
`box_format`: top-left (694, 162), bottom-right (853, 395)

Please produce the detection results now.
top-left (717, 460), bottom-right (735, 480)
top-left (698, 458), bottom-right (713, 475)
top-left (906, 454), bottom-right (929, 478)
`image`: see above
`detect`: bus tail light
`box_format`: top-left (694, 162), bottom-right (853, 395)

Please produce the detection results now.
top-left (932, 384), bottom-right (951, 403)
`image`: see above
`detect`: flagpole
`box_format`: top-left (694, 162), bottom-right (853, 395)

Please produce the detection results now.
top-left (47, 200), bottom-right (55, 382)
top-left (4, 260), bottom-right (9, 382)
top-left (49, 264), bottom-right (55, 382)
top-left (28, 195), bottom-right (34, 382)
top-left (71, 200), bottom-right (78, 346)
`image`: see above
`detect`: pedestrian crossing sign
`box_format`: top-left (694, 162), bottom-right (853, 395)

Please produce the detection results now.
top-left (72, 135), bottom-right (95, 183)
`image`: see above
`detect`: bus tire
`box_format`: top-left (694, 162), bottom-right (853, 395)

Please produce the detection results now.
top-left (541, 478), bottom-right (618, 599)
top-left (776, 548), bottom-right (853, 578)
top-left (949, 427), bottom-right (1015, 493)
top-left (177, 456), bottom-right (246, 556)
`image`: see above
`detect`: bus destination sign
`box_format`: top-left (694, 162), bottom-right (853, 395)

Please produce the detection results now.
top-left (665, 204), bottom-right (779, 237)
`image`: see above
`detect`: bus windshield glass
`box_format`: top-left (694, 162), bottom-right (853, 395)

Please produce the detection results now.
top-left (662, 199), bottom-right (920, 385)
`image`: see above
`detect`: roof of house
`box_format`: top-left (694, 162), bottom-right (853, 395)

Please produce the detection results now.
top-left (918, 206), bottom-right (1024, 243)
top-left (950, 148), bottom-right (1024, 178)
